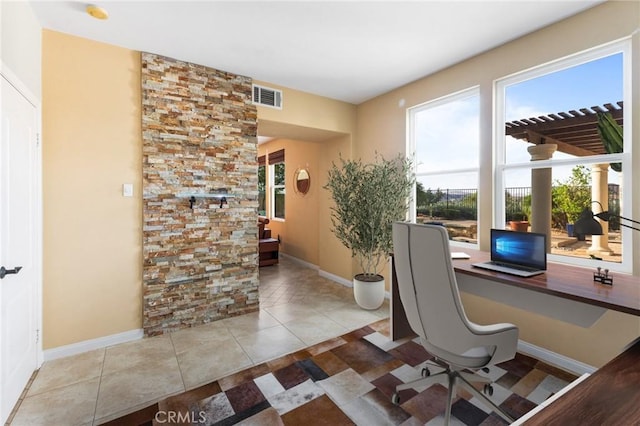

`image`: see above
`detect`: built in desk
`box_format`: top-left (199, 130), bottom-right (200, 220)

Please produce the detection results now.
top-left (390, 248), bottom-right (640, 340)
top-left (389, 248), bottom-right (640, 425)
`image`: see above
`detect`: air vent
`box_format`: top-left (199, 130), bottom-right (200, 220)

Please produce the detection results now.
top-left (253, 84), bottom-right (283, 109)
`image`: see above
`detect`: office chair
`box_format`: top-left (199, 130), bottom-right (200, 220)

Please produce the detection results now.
top-left (391, 222), bottom-right (519, 424)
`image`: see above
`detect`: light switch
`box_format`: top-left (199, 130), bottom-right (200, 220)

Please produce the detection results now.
top-left (123, 183), bottom-right (133, 197)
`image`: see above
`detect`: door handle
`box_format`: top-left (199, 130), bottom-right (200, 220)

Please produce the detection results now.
top-left (0, 266), bottom-right (22, 279)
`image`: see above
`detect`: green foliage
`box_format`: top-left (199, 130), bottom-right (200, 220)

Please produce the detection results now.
top-left (273, 163), bottom-right (286, 185)
top-left (596, 112), bottom-right (623, 172)
top-left (552, 165), bottom-right (592, 227)
top-left (522, 194), bottom-right (532, 222)
top-left (324, 154), bottom-right (414, 278)
top-left (416, 182), bottom-right (428, 207)
top-left (258, 165), bottom-right (266, 192)
top-left (423, 188), bottom-right (445, 206)
top-left (417, 205), bottom-right (476, 220)
top-left (416, 185), bottom-right (445, 219)
top-left (258, 165), bottom-right (266, 215)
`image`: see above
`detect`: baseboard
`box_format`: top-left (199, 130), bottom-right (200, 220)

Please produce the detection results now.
top-left (43, 329), bottom-right (143, 361)
top-left (318, 269), bottom-right (353, 287)
top-left (279, 253), bottom-right (319, 270)
top-left (517, 339), bottom-right (596, 376)
top-left (281, 253), bottom-right (390, 300)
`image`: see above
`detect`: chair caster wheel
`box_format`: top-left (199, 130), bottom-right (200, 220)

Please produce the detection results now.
top-left (391, 393), bottom-right (400, 405)
top-left (421, 367), bottom-right (431, 377)
top-left (483, 384), bottom-right (494, 396)
top-left (482, 367), bottom-right (490, 373)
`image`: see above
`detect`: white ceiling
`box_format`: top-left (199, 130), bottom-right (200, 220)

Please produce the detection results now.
top-left (29, 0), bottom-right (604, 105)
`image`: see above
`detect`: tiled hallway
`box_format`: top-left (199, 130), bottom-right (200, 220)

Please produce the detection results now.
top-left (8, 257), bottom-right (389, 425)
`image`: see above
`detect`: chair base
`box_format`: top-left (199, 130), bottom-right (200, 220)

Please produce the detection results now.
top-left (391, 362), bottom-right (514, 425)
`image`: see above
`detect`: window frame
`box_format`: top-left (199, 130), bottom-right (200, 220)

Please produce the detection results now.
top-left (493, 38), bottom-right (633, 272)
top-left (408, 86), bottom-right (481, 248)
top-left (267, 149), bottom-right (287, 222)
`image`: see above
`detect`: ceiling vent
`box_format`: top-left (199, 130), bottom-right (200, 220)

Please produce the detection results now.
top-left (253, 84), bottom-right (282, 109)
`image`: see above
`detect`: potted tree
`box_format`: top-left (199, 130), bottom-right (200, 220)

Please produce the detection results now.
top-left (324, 154), bottom-right (413, 309)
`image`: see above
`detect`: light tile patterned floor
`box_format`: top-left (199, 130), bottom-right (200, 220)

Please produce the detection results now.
top-left (7, 256), bottom-right (388, 425)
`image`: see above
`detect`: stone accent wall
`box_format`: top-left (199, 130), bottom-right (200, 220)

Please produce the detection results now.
top-left (141, 52), bottom-right (258, 336)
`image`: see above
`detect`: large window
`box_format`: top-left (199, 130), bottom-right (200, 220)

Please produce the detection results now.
top-left (268, 149), bottom-right (285, 220)
top-left (409, 87), bottom-right (480, 245)
top-left (496, 40), bottom-right (631, 271)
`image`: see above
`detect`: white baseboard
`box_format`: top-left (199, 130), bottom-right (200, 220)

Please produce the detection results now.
top-left (279, 252), bottom-right (353, 288)
top-left (43, 329), bottom-right (143, 361)
top-left (279, 253), bottom-right (319, 270)
top-left (318, 269), bottom-right (353, 287)
top-left (281, 253), bottom-right (390, 300)
top-left (517, 339), bottom-right (596, 376)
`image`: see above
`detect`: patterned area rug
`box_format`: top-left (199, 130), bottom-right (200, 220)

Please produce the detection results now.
top-left (106, 320), bottom-right (577, 425)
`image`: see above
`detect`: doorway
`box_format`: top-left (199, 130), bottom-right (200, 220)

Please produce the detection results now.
top-left (1, 70), bottom-right (42, 423)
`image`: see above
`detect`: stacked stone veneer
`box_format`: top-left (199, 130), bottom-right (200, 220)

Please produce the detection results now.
top-left (142, 53), bottom-right (258, 336)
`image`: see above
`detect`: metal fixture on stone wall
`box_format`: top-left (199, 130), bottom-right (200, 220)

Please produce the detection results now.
top-left (179, 190), bottom-right (235, 209)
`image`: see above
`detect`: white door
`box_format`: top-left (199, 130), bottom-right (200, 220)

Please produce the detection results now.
top-left (0, 73), bottom-right (40, 423)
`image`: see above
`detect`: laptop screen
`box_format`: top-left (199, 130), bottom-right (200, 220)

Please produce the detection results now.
top-left (490, 229), bottom-right (547, 270)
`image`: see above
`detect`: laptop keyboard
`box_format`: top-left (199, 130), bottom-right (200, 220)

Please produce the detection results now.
top-left (490, 261), bottom-right (538, 272)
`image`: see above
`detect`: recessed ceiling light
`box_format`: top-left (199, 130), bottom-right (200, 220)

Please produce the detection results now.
top-left (86, 4), bottom-right (108, 20)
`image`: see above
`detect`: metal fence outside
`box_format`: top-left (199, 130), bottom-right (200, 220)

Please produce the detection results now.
top-left (417, 184), bottom-right (620, 226)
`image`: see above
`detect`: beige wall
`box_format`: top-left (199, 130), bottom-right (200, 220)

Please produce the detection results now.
top-left (42, 31), bottom-right (142, 348)
top-left (318, 135), bottom-right (353, 280)
top-left (461, 294), bottom-right (639, 368)
top-left (355, 0), bottom-right (640, 366)
top-left (256, 84), bottom-right (357, 279)
top-left (257, 134), bottom-right (353, 279)
top-left (258, 139), bottom-right (320, 265)
top-left (255, 81), bottom-right (357, 135)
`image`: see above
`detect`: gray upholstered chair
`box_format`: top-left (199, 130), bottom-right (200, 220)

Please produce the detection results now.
top-left (391, 222), bottom-right (519, 424)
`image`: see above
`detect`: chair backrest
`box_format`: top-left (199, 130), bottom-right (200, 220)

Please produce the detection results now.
top-left (392, 222), bottom-right (480, 356)
top-left (258, 217), bottom-right (270, 239)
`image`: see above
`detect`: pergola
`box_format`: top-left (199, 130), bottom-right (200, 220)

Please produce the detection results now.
top-left (504, 101), bottom-right (623, 254)
top-left (505, 101), bottom-right (623, 156)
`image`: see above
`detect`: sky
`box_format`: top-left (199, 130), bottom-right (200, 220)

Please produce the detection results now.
top-left (415, 52), bottom-right (623, 189)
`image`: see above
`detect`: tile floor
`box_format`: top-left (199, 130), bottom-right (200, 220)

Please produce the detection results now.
top-left (146, 324), bottom-right (575, 426)
top-left (7, 256), bottom-right (390, 425)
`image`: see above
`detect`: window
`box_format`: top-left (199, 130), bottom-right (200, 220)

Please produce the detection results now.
top-left (495, 40), bottom-right (631, 271)
top-left (268, 149), bottom-right (285, 220)
top-left (258, 155), bottom-right (266, 216)
top-left (409, 87), bottom-right (480, 245)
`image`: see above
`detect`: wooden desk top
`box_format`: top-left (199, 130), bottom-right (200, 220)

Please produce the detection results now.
top-left (524, 338), bottom-right (640, 425)
top-left (452, 248), bottom-right (640, 316)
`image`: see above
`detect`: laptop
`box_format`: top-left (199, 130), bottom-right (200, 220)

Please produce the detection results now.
top-left (472, 229), bottom-right (547, 277)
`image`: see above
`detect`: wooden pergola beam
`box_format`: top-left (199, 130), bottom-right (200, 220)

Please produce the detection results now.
top-left (526, 130), bottom-right (596, 157)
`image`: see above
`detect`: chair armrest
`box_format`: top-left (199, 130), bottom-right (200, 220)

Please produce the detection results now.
top-left (469, 323), bottom-right (519, 365)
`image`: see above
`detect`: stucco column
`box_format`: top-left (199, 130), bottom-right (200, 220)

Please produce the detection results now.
top-left (589, 163), bottom-right (612, 254)
top-left (527, 144), bottom-right (557, 252)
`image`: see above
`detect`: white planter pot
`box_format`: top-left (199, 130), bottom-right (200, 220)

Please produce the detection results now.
top-left (353, 275), bottom-right (385, 310)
